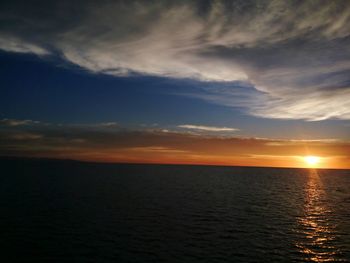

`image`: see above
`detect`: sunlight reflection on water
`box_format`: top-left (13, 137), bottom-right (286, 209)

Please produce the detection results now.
top-left (295, 169), bottom-right (343, 262)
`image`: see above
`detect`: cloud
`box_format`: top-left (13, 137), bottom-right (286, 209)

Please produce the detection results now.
top-left (178, 124), bottom-right (239, 132)
top-left (1, 1), bottom-right (350, 120)
top-left (0, 35), bottom-right (49, 55)
top-left (127, 146), bottom-right (189, 154)
top-left (98, 122), bottom-right (118, 127)
top-left (0, 118), bottom-right (40, 126)
top-left (67, 122), bottom-right (119, 129)
top-left (8, 132), bottom-right (43, 140)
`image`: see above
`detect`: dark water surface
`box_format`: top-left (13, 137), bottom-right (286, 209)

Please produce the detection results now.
top-left (1, 159), bottom-right (349, 262)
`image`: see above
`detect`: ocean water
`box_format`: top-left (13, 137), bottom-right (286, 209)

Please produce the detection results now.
top-left (0, 159), bottom-right (349, 262)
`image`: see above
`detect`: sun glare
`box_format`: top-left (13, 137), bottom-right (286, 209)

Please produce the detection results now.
top-left (304, 156), bottom-right (320, 167)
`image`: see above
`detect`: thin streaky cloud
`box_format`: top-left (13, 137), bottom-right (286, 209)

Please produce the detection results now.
top-left (178, 125), bottom-right (239, 132)
top-left (0, 118), bottom-right (40, 126)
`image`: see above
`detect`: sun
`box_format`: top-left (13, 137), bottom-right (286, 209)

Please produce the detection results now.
top-left (304, 156), bottom-right (320, 167)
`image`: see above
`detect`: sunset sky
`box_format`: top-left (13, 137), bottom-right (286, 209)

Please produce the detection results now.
top-left (0, 0), bottom-right (349, 168)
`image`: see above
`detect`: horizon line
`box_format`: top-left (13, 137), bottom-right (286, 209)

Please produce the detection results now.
top-left (1, 156), bottom-right (349, 171)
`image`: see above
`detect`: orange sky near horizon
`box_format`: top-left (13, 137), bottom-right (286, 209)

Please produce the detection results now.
top-left (67, 151), bottom-right (349, 169)
top-left (3, 144), bottom-right (350, 169)
top-left (4, 134), bottom-right (347, 169)
top-left (1, 122), bottom-right (349, 169)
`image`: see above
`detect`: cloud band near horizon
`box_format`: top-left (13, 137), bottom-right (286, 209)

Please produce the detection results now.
top-left (0, 119), bottom-right (349, 168)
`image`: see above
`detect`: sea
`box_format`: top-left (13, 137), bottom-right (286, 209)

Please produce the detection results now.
top-left (0, 158), bottom-right (349, 262)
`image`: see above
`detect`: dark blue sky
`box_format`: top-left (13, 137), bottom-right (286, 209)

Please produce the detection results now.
top-left (1, 51), bottom-right (349, 140)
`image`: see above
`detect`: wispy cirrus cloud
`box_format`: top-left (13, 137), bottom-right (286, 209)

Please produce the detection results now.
top-left (1, 1), bottom-right (350, 120)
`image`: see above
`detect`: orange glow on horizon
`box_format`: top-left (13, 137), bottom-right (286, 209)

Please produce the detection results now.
top-left (303, 156), bottom-right (321, 167)
top-left (44, 152), bottom-right (348, 169)
top-left (3, 128), bottom-right (349, 169)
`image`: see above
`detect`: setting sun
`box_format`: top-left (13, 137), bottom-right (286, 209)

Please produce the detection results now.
top-left (304, 156), bottom-right (321, 167)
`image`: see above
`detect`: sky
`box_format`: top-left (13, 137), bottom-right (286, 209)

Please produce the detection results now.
top-left (0, 0), bottom-right (349, 168)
